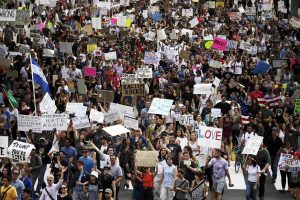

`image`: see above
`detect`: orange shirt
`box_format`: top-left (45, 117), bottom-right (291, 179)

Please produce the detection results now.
top-left (142, 172), bottom-right (154, 188)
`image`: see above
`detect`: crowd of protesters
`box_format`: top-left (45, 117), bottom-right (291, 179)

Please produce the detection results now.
top-left (1, 0), bottom-right (300, 200)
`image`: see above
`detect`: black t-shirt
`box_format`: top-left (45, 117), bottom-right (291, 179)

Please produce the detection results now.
top-left (179, 160), bottom-right (196, 184)
top-left (99, 173), bottom-right (115, 195)
top-left (273, 106), bottom-right (284, 124)
top-left (166, 143), bottom-right (182, 166)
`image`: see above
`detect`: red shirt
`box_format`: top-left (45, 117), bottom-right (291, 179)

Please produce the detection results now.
top-left (250, 90), bottom-right (264, 99)
top-left (142, 172), bottom-right (154, 188)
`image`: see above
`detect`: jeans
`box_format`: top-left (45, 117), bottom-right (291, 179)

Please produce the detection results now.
top-left (259, 173), bottom-right (266, 198)
top-left (246, 181), bottom-right (257, 200)
top-left (271, 156), bottom-right (279, 180)
top-left (160, 187), bottom-right (174, 200)
top-left (153, 175), bottom-right (162, 200)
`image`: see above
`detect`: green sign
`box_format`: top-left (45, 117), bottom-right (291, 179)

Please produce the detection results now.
top-left (294, 99), bottom-right (300, 114)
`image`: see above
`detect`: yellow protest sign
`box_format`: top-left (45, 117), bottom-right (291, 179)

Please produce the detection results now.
top-left (216, 1), bottom-right (225, 7)
top-left (87, 44), bottom-right (97, 52)
top-left (205, 41), bottom-right (213, 49)
top-left (125, 18), bottom-right (131, 28)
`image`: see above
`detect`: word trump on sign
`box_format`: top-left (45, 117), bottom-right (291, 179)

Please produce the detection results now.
top-left (197, 126), bottom-right (223, 148)
top-left (7, 140), bottom-right (35, 162)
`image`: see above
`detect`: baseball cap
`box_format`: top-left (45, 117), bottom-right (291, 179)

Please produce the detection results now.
top-left (294, 152), bottom-right (300, 157)
top-left (272, 127), bottom-right (280, 132)
top-left (105, 188), bottom-right (112, 194)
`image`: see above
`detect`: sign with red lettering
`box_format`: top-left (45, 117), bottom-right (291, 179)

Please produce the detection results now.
top-left (212, 37), bottom-right (227, 51)
top-left (197, 126), bottom-right (223, 148)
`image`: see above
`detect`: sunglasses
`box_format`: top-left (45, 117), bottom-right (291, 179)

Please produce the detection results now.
top-left (82, 151), bottom-right (88, 153)
top-left (47, 179), bottom-right (53, 182)
top-left (12, 173), bottom-right (18, 175)
top-left (61, 187), bottom-right (66, 189)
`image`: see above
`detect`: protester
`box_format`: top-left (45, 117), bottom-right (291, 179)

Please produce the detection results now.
top-left (243, 156), bottom-right (260, 200)
top-left (0, 176), bottom-right (18, 200)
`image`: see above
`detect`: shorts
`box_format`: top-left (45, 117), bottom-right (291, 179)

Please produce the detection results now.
top-left (213, 180), bottom-right (226, 193)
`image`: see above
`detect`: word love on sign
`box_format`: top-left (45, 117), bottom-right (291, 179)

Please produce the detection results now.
top-left (197, 126), bottom-right (223, 148)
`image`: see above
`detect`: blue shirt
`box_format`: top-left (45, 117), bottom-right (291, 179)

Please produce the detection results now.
top-left (61, 146), bottom-right (77, 161)
top-left (12, 179), bottom-right (24, 200)
top-left (79, 156), bottom-right (94, 174)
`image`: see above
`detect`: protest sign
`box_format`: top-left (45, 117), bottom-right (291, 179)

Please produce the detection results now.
top-left (239, 40), bottom-right (252, 51)
top-left (294, 99), bottom-right (300, 114)
top-left (207, 1), bottom-right (216, 8)
top-left (151, 13), bottom-right (162, 22)
top-left (203, 35), bottom-right (213, 41)
top-left (124, 116), bottom-right (139, 130)
top-left (6, 70), bottom-right (18, 78)
top-left (72, 116), bottom-right (90, 129)
top-left (66, 102), bottom-right (83, 113)
top-left (41, 114), bottom-right (68, 131)
top-left (182, 8), bottom-right (193, 17)
top-left (197, 126), bottom-right (223, 148)
top-left (104, 52), bottom-right (117, 60)
top-left (157, 29), bottom-right (167, 41)
top-left (43, 49), bottom-right (55, 57)
top-left (0, 9), bottom-right (17, 21)
top-left (229, 12), bottom-right (241, 21)
top-left (103, 124), bottom-right (130, 136)
top-left (75, 105), bottom-right (88, 117)
top-left (245, 6), bottom-right (256, 15)
top-left (17, 115), bottom-right (42, 133)
top-left (278, 153), bottom-right (293, 170)
top-left (178, 115), bottom-right (194, 126)
top-left (92, 17), bottom-right (102, 29)
top-left (121, 73), bottom-right (140, 84)
top-left (15, 10), bottom-right (30, 25)
top-left (136, 68), bottom-right (153, 78)
top-left (94, 0), bottom-right (111, 9)
top-left (30, 28), bottom-right (40, 38)
top-left (0, 136), bottom-right (8, 157)
top-left (212, 37), bottom-right (227, 51)
top-left (40, 93), bottom-right (57, 114)
top-left (83, 67), bottom-right (96, 76)
top-left (122, 84), bottom-right (145, 96)
top-left (272, 59), bottom-right (288, 68)
top-left (97, 90), bottom-right (115, 103)
top-left (242, 136), bottom-right (264, 155)
top-left (135, 151), bottom-right (158, 167)
top-left (211, 108), bottom-right (221, 118)
top-left (252, 61), bottom-right (271, 75)
top-left (148, 98), bottom-right (174, 116)
top-left (193, 84), bottom-right (213, 94)
top-left (143, 31), bottom-right (156, 41)
top-left (144, 52), bottom-right (161, 65)
top-left (213, 77), bottom-right (221, 88)
top-left (104, 110), bottom-right (120, 123)
top-left (110, 102), bottom-right (134, 118)
top-left (76, 79), bottom-right (87, 94)
top-left (216, 1), bottom-right (224, 7)
top-left (227, 40), bottom-right (238, 49)
top-left (89, 109), bottom-right (104, 123)
top-left (87, 44), bottom-right (97, 52)
top-left (286, 163), bottom-right (300, 172)
top-left (191, 180), bottom-right (206, 200)
top-left (7, 140), bottom-right (35, 162)
top-left (189, 17), bottom-right (199, 28)
top-left (209, 60), bottom-right (222, 68)
top-left (59, 42), bottom-right (73, 54)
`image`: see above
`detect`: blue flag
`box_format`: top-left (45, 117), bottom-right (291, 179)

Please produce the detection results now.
top-left (31, 58), bottom-right (50, 93)
top-left (252, 61), bottom-right (270, 75)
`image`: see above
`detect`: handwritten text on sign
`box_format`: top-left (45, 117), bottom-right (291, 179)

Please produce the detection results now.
top-left (178, 115), bottom-right (194, 126)
top-left (7, 140), bottom-right (35, 162)
top-left (212, 37), bottom-right (227, 51)
top-left (242, 136), bottom-right (264, 155)
top-left (0, 9), bottom-right (17, 21)
top-left (0, 136), bottom-right (8, 157)
top-left (197, 126), bottom-right (223, 148)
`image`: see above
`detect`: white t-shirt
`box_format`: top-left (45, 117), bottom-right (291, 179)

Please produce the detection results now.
top-left (247, 165), bottom-right (261, 182)
top-left (242, 132), bottom-right (256, 144)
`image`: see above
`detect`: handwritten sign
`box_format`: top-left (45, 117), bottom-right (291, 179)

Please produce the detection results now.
top-left (197, 126), bottom-right (223, 148)
top-left (144, 52), bottom-right (161, 65)
top-left (72, 116), bottom-right (90, 129)
top-left (103, 124), bottom-right (130, 136)
top-left (17, 115), bottom-right (42, 133)
top-left (41, 114), bottom-right (68, 131)
top-left (124, 116), bottom-right (139, 130)
top-left (278, 153), bottom-right (293, 171)
top-left (104, 51), bottom-right (117, 60)
top-left (0, 136), bottom-right (8, 157)
top-left (83, 67), bottom-right (96, 76)
top-left (272, 59), bottom-right (288, 68)
top-left (122, 84), bottom-right (145, 96)
top-left (136, 68), bottom-right (153, 79)
top-left (104, 110), bottom-right (120, 124)
top-left (40, 93), bottom-right (57, 114)
top-left (193, 84), bottom-right (213, 94)
top-left (7, 141), bottom-right (35, 162)
top-left (178, 115), bottom-right (194, 126)
top-left (209, 60), bottom-right (222, 68)
top-left (211, 108), bottom-right (221, 118)
top-left (121, 73), bottom-right (140, 84)
top-left (89, 109), bottom-right (104, 123)
top-left (110, 103), bottom-right (134, 118)
top-left (148, 98), bottom-right (174, 116)
top-left (59, 42), bottom-right (73, 54)
top-left (43, 49), bottom-right (54, 57)
top-left (212, 37), bottom-right (227, 51)
top-left (135, 151), bottom-right (158, 167)
top-left (66, 103), bottom-right (83, 113)
top-left (229, 12), bottom-right (242, 21)
top-left (0, 9), bottom-right (17, 21)
top-left (242, 136), bottom-right (264, 155)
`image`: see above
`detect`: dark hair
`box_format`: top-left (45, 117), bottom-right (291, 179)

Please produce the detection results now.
top-left (77, 160), bottom-right (84, 166)
top-left (177, 168), bottom-right (184, 175)
top-left (2, 176), bottom-right (11, 182)
top-left (158, 147), bottom-right (167, 161)
top-left (249, 156), bottom-right (257, 167)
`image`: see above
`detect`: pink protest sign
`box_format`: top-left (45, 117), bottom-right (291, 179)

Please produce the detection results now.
top-left (83, 67), bottom-right (96, 76)
top-left (212, 37), bottom-right (227, 51)
top-left (111, 18), bottom-right (117, 24)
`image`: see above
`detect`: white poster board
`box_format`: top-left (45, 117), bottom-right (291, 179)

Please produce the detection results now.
top-left (0, 9), bottom-right (17, 21)
top-left (103, 124), bottom-right (130, 136)
top-left (104, 51), bottom-right (117, 60)
top-left (123, 116), bottom-right (139, 130)
top-left (197, 126), bottom-right (223, 148)
top-left (41, 114), bottom-right (68, 131)
top-left (110, 103), bottom-right (134, 118)
top-left (59, 42), bottom-right (73, 54)
top-left (66, 103), bottom-right (83, 113)
top-left (148, 98), bottom-right (174, 116)
top-left (92, 17), bottom-right (102, 29)
top-left (211, 108), bottom-right (221, 118)
top-left (0, 136), bottom-right (8, 157)
top-left (7, 140), bottom-right (35, 162)
top-left (242, 136), bottom-right (264, 155)
top-left (178, 115), bottom-right (194, 126)
top-left (89, 109), bottom-right (104, 123)
top-left (40, 93), bottom-right (57, 114)
top-left (193, 84), bottom-right (213, 94)
top-left (75, 105), bottom-right (88, 117)
top-left (72, 116), bottom-right (90, 129)
top-left (17, 115), bottom-right (42, 133)
top-left (104, 109), bottom-right (120, 124)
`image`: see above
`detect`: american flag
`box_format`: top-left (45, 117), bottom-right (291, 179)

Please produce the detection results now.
top-left (257, 95), bottom-right (281, 109)
top-left (237, 96), bottom-right (249, 124)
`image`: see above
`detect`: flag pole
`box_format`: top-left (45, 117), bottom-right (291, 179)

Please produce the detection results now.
top-left (30, 55), bottom-right (37, 115)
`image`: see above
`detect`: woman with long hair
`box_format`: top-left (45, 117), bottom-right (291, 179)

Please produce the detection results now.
top-left (176, 129), bottom-right (188, 150)
top-left (249, 98), bottom-right (261, 116)
top-left (243, 156), bottom-right (260, 200)
top-left (159, 156), bottom-right (177, 200)
top-left (153, 147), bottom-right (168, 200)
top-left (58, 183), bottom-right (72, 200)
top-left (188, 131), bottom-right (200, 158)
top-left (84, 171), bottom-right (103, 200)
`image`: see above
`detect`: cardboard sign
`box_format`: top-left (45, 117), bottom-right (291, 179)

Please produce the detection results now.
top-left (123, 116), bottom-right (139, 130)
top-left (278, 153), bottom-right (293, 171)
top-left (104, 109), bottom-right (120, 123)
top-left (104, 51), bottom-right (117, 60)
top-left (89, 109), bottom-right (104, 123)
top-left (7, 140), bottom-right (35, 162)
top-left (122, 84), bottom-right (145, 96)
top-left (59, 42), bottom-right (73, 54)
top-left (121, 73), bottom-right (140, 84)
top-left (83, 67), bottom-right (96, 76)
top-left (43, 49), bottom-right (54, 57)
top-left (103, 124), bottom-right (130, 136)
top-left (72, 116), bottom-right (90, 129)
top-left (66, 102), bottom-right (84, 113)
top-left (41, 114), bottom-right (68, 131)
top-left (110, 103), bottom-right (134, 118)
top-left (178, 115), bottom-right (194, 126)
top-left (135, 151), bottom-right (158, 167)
top-left (148, 98), bottom-right (174, 116)
top-left (17, 115), bottom-right (42, 133)
top-left (136, 68), bottom-right (153, 79)
top-left (144, 52), bottom-right (161, 65)
top-left (97, 90), bottom-right (115, 103)
top-left (212, 37), bottom-right (227, 51)
top-left (197, 126), bottom-right (223, 148)
top-left (0, 136), bottom-right (8, 157)
top-left (193, 84), bottom-right (213, 94)
top-left (211, 108), bottom-right (221, 118)
top-left (0, 9), bottom-right (17, 21)
top-left (242, 136), bottom-right (264, 155)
